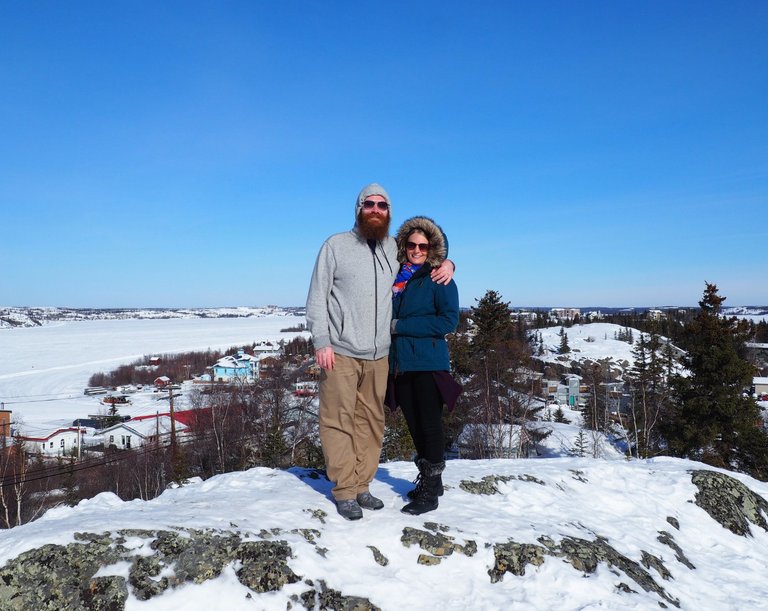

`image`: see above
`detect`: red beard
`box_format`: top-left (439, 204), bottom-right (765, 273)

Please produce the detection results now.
top-left (357, 210), bottom-right (390, 241)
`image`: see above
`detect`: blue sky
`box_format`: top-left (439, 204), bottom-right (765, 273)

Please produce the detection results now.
top-left (1, 1), bottom-right (766, 308)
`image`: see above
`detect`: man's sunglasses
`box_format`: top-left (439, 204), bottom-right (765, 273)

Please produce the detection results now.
top-left (362, 200), bottom-right (389, 211)
top-left (406, 241), bottom-right (429, 252)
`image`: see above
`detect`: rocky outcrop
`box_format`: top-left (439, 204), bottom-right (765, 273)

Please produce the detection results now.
top-left (294, 579), bottom-right (381, 611)
top-left (459, 473), bottom-right (545, 495)
top-left (489, 535), bottom-right (680, 608)
top-left (1, 467), bottom-right (767, 609)
top-left (400, 526), bottom-right (477, 565)
top-left (691, 469), bottom-right (768, 536)
top-left (0, 528), bottom-right (374, 610)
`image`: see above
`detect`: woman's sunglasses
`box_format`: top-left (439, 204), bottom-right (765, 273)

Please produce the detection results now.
top-left (406, 241), bottom-right (429, 252)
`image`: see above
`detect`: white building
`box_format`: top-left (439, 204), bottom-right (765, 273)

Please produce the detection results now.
top-left (252, 340), bottom-right (281, 357)
top-left (99, 414), bottom-right (188, 450)
top-left (550, 308), bottom-right (580, 321)
top-left (20, 427), bottom-right (84, 457)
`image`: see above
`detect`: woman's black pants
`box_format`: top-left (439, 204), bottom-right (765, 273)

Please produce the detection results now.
top-left (394, 371), bottom-right (444, 463)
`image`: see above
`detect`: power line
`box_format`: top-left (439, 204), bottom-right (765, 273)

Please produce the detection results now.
top-left (0, 432), bottom-right (207, 489)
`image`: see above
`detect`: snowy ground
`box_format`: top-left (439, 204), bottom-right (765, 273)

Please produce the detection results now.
top-left (533, 322), bottom-right (683, 377)
top-left (0, 317), bottom-right (308, 437)
top-left (1, 456), bottom-right (767, 610)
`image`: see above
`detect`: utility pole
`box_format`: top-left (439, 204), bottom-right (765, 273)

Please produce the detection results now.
top-left (168, 386), bottom-right (183, 483)
top-left (168, 386), bottom-right (177, 453)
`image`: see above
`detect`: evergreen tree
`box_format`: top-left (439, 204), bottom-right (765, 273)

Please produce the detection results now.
top-left (471, 290), bottom-right (514, 354)
top-left (452, 290), bottom-right (547, 457)
top-left (571, 429), bottom-right (589, 457)
top-left (627, 331), bottom-right (669, 458)
top-left (558, 327), bottom-right (570, 354)
top-left (664, 283), bottom-right (768, 479)
top-left (553, 406), bottom-right (570, 424)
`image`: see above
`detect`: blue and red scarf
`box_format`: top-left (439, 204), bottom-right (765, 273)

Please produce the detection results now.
top-left (392, 262), bottom-right (422, 299)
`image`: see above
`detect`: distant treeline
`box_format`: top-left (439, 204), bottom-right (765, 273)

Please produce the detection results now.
top-left (87, 347), bottom-right (245, 388)
top-left (87, 336), bottom-right (314, 388)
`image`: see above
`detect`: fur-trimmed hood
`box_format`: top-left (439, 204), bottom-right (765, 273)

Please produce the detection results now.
top-left (394, 216), bottom-right (448, 267)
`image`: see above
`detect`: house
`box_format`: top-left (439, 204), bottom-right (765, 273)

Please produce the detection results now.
top-left (99, 413), bottom-right (189, 450)
top-left (647, 309), bottom-right (665, 320)
top-left (550, 308), bottom-right (580, 322)
top-left (754, 377), bottom-right (768, 399)
top-left (455, 424), bottom-right (535, 459)
top-left (0, 409), bottom-right (11, 439)
top-left (252, 340), bottom-right (281, 358)
top-left (154, 376), bottom-right (171, 388)
top-left (293, 381), bottom-right (319, 397)
top-left (209, 350), bottom-right (260, 383)
top-left (19, 427), bottom-right (84, 457)
top-left (600, 381), bottom-right (628, 411)
top-left (544, 374), bottom-right (589, 408)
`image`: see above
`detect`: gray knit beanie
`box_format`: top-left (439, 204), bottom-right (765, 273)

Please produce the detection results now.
top-left (355, 183), bottom-right (391, 216)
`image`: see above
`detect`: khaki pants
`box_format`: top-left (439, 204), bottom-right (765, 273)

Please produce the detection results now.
top-left (319, 353), bottom-right (387, 501)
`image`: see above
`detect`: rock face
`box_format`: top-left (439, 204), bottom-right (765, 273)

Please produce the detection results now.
top-left (0, 529), bottom-right (303, 610)
top-left (690, 470), bottom-right (768, 536)
top-left (489, 535), bottom-right (680, 608)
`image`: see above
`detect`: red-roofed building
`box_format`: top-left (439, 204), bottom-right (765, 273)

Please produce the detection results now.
top-left (19, 427), bottom-right (85, 457)
top-left (96, 409), bottom-right (211, 450)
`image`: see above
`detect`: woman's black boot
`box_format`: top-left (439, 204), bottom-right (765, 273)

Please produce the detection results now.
top-left (407, 458), bottom-right (444, 500)
top-left (402, 460), bottom-right (445, 515)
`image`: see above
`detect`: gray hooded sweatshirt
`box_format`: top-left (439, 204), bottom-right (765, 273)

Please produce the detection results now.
top-left (305, 183), bottom-right (398, 360)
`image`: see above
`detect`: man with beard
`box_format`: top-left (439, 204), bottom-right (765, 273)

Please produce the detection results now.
top-left (306, 183), bottom-right (454, 520)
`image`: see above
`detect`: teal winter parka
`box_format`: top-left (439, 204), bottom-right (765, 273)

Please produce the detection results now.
top-left (389, 217), bottom-right (459, 374)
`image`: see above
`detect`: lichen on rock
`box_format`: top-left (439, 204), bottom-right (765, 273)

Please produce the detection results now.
top-left (489, 535), bottom-right (680, 608)
top-left (298, 579), bottom-right (380, 610)
top-left (459, 473), bottom-right (545, 495)
top-left (0, 528), bottom-right (301, 609)
top-left (488, 541), bottom-right (547, 581)
top-left (401, 527), bottom-right (476, 558)
top-left (690, 470), bottom-right (768, 536)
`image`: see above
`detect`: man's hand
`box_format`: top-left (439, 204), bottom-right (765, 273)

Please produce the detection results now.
top-left (315, 346), bottom-right (336, 371)
top-left (430, 259), bottom-right (455, 285)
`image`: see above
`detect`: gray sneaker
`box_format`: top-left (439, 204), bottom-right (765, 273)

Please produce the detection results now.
top-left (356, 492), bottom-right (384, 510)
top-left (336, 499), bottom-right (363, 520)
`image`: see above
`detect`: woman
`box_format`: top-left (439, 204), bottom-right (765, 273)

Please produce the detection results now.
top-left (390, 216), bottom-right (459, 515)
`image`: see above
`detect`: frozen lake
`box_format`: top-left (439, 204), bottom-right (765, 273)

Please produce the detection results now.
top-left (0, 316), bottom-right (307, 436)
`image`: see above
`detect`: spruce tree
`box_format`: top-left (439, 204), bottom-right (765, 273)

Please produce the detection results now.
top-left (571, 429), bottom-right (589, 457)
top-left (455, 290), bottom-right (548, 456)
top-left (558, 327), bottom-right (570, 354)
top-left (664, 283), bottom-right (768, 479)
top-left (471, 290), bottom-right (514, 354)
top-left (627, 331), bottom-right (669, 457)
